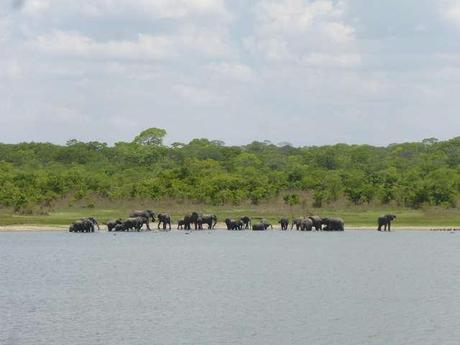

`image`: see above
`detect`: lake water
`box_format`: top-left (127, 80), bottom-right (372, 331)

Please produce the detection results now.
top-left (1, 230), bottom-right (459, 345)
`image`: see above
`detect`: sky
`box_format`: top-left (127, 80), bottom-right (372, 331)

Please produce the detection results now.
top-left (1, 0), bottom-right (460, 147)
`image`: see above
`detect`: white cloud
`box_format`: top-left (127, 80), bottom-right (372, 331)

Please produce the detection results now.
top-left (302, 53), bottom-right (361, 67)
top-left (321, 21), bottom-right (354, 43)
top-left (31, 31), bottom-right (175, 60)
top-left (30, 28), bottom-right (231, 60)
top-left (442, 1), bottom-right (460, 23)
top-left (207, 62), bottom-right (257, 82)
top-left (19, 0), bottom-right (229, 20)
top-left (172, 84), bottom-right (226, 105)
top-left (247, 0), bottom-right (356, 62)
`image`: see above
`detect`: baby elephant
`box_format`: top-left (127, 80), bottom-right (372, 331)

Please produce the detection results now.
top-left (378, 214), bottom-right (396, 232)
top-left (279, 218), bottom-right (289, 230)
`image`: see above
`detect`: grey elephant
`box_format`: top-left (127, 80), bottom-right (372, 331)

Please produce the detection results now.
top-left (157, 213), bottom-right (172, 230)
top-left (122, 217), bottom-right (149, 232)
top-left (107, 219), bottom-right (122, 232)
top-left (129, 210), bottom-right (155, 229)
top-left (192, 212), bottom-right (217, 230)
top-left (301, 218), bottom-right (313, 231)
top-left (308, 216), bottom-right (323, 231)
top-left (253, 219), bottom-right (272, 230)
top-left (114, 223), bottom-right (127, 232)
top-left (322, 217), bottom-right (345, 231)
top-left (177, 220), bottom-right (185, 230)
top-left (225, 218), bottom-right (243, 230)
top-left (240, 216), bottom-right (252, 229)
top-left (378, 214), bottom-right (396, 232)
top-left (69, 217), bottom-right (99, 233)
top-left (291, 218), bottom-right (303, 230)
top-left (279, 218), bottom-right (289, 230)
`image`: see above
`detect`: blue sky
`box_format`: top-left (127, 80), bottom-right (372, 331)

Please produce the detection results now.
top-left (1, 0), bottom-right (460, 146)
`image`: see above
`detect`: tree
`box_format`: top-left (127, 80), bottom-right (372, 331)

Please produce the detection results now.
top-left (133, 128), bottom-right (167, 146)
top-left (284, 193), bottom-right (300, 215)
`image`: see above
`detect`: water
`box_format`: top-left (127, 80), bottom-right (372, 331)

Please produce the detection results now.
top-left (1, 230), bottom-right (459, 345)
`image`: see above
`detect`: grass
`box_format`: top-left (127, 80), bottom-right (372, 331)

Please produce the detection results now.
top-left (1, 200), bottom-right (460, 228)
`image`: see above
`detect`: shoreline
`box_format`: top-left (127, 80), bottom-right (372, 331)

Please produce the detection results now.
top-left (1, 224), bottom-right (459, 232)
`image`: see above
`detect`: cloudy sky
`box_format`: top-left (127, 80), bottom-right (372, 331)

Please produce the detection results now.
top-left (1, 0), bottom-right (460, 146)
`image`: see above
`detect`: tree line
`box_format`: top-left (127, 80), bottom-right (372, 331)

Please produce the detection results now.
top-left (0, 128), bottom-right (459, 213)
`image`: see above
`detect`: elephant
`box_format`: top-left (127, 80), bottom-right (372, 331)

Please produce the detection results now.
top-left (113, 223), bottom-right (127, 232)
top-left (122, 217), bottom-right (149, 232)
top-left (107, 219), bottom-right (122, 232)
top-left (177, 220), bottom-right (185, 230)
top-left (129, 210), bottom-right (155, 229)
top-left (291, 218), bottom-right (303, 231)
top-left (308, 216), bottom-right (323, 231)
top-left (192, 212), bottom-right (217, 230)
top-left (378, 214), bottom-right (396, 232)
top-left (157, 213), bottom-right (172, 230)
top-left (240, 216), bottom-right (252, 229)
top-left (225, 218), bottom-right (243, 230)
top-left (252, 222), bottom-right (272, 231)
top-left (279, 218), bottom-right (289, 230)
top-left (69, 217), bottom-right (99, 233)
top-left (301, 218), bottom-right (313, 231)
top-left (182, 214), bottom-right (193, 230)
top-left (322, 217), bottom-right (345, 231)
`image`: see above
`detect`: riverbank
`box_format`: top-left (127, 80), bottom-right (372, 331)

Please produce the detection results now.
top-left (1, 205), bottom-right (460, 231)
top-left (1, 224), bottom-right (459, 232)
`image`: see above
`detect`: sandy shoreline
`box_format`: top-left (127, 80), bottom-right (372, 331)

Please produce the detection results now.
top-left (1, 224), bottom-right (459, 232)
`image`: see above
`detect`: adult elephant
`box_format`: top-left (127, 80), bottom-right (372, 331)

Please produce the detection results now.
top-left (301, 218), bottom-right (313, 231)
top-left (252, 222), bottom-right (272, 231)
top-left (182, 214), bottom-right (193, 230)
top-left (192, 212), bottom-right (217, 230)
top-left (122, 217), bottom-right (149, 232)
top-left (225, 218), bottom-right (243, 230)
top-left (107, 219), bottom-right (122, 232)
top-left (378, 214), bottom-right (396, 232)
top-left (129, 210), bottom-right (155, 229)
top-left (291, 218), bottom-right (303, 231)
top-left (157, 214), bottom-right (172, 230)
top-left (279, 218), bottom-right (289, 230)
top-left (308, 216), bottom-right (323, 231)
top-left (322, 217), bottom-right (345, 231)
top-left (240, 216), bottom-right (251, 229)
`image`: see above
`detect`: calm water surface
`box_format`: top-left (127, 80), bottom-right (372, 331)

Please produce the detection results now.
top-left (1, 230), bottom-right (459, 345)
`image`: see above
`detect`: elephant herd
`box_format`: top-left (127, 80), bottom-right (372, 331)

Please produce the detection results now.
top-left (280, 216), bottom-right (344, 231)
top-left (69, 210), bottom-right (397, 233)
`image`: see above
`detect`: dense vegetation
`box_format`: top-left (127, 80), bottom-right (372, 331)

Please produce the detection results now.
top-left (1, 128), bottom-right (460, 214)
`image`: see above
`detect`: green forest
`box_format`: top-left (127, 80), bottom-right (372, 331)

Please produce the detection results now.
top-left (1, 128), bottom-right (460, 218)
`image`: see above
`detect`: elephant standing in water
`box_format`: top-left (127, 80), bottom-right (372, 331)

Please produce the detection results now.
top-left (378, 214), bottom-right (396, 231)
top-left (322, 217), bottom-right (345, 231)
top-left (129, 210), bottom-right (155, 230)
top-left (192, 212), bottom-right (217, 230)
top-left (240, 216), bottom-right (251, 229)
top-left (122, 217), bottom-right (150, 231)
top-left (177, 220), bottom-right (185, 230)
top-left (107, 219), bottom-right (122, 232)
top-left (157, 214), bottom-right (172, 230)
top-left (301, 218), bottom-right (313, 231)
top-left (279, 218), bottom-right (289, 230)
top-left (291, 218), bottom-right (303, 230)
top-left (252, 220), bottom-right (273, 231)
top-left (308, 216), bottom-right (323, 231)
top-left (69, 217), bottom-right (99, 232)
top-left (225, 218), bottom-right (243, 230)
